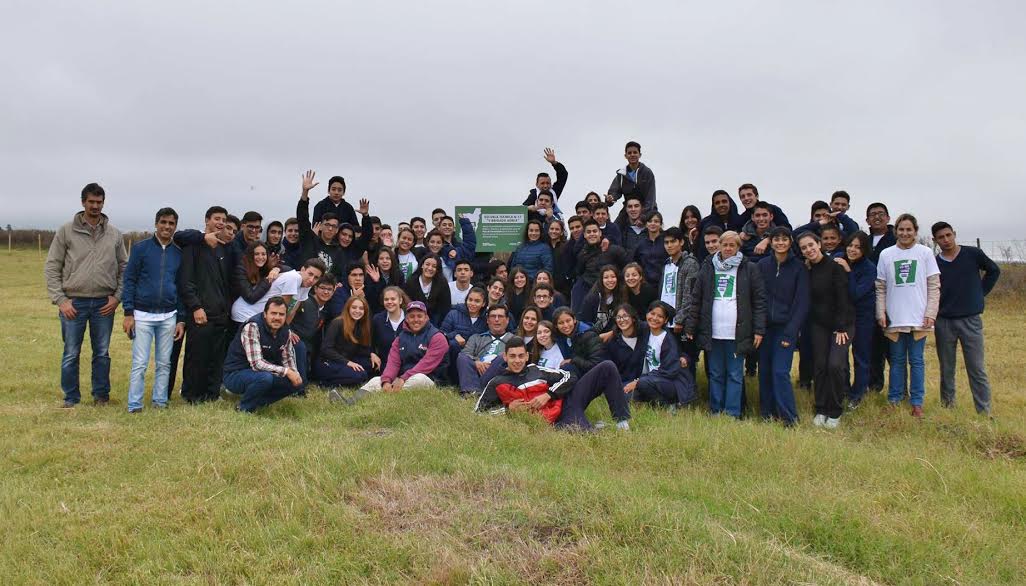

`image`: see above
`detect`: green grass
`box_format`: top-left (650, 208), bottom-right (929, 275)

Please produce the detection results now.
top-left (1, 249), bottom-right (1024, 584)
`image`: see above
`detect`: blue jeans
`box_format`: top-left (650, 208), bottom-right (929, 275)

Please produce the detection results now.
top-left (757, 325), bottom-right (798, 424)
top-left (59, 297), bottom-right (114, 404)
top-left (127, 315), bottom-right (178, 411)
top-left (708, 339), bottom-right (744, 418)
top-left (224, 369), bottom-right (298, 412)
top-left (888, 332), bottom-right (926, 406)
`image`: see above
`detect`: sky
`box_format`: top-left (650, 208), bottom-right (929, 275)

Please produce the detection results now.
top-left (2, 0), bottom-right (1024, 242)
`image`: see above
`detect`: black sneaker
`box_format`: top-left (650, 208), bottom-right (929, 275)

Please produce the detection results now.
top-left (94, 396), bottom-right (110, 406)
top-left (61, 400), bottom-right (76, 409)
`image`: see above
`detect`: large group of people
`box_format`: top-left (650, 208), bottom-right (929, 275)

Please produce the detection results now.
top-left (44, 141), bottom-right (1002, 430)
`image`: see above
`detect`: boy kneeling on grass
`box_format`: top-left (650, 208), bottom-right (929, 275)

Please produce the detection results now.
top-left (474, 337), bottom-right (631, 431)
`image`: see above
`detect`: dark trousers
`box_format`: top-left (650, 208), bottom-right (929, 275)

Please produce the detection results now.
top-left (182, 320), bottom-right (228, 403)
top-left (312, 355), bottom-right (372, 386)
top-left (849, 319), bottom-right (874, 402)
top-left (570, 279), bottom-right (591, 312)
top-left (224, 369), bottom-right (297, 412)
top-left (811, 323), bottom-right (852, 419)
top-left (635, 370), bottom-right (696, 406)
top-left (798, 323), bottom-right (813, 386)
top-left (758, 325), bottom-right (799, 424)
top-left (557, 360), bottom-right (631, 429)
top-left (456, 353), bottom-right (506, 394)
top-left (168, 335), bottom-right (184, 398)
top-left (869, 323), bottom-right (889, 390)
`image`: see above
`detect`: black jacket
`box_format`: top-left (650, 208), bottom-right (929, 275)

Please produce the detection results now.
top-left (320, 318), bottom-right (373, 363)
top-left (178, 243), bottom-right (231, 324)
top-left (556, 328), bottom-right (604, 377)
top-left (869, 226), bottom-right (897, 264)
top-left (231, 263), bottom-right (272, 304)
top-left (685, 256), bottom-right (766, 354)
top-left (576, 242), bottom-right (629, 286)
top-left (807, 257), bottom-right (854, 331)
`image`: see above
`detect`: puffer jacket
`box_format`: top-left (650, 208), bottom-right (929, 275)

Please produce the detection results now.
top-left (508, 240), bottom-right (554, 278)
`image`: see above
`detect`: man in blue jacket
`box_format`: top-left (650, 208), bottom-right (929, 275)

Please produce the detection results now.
top-left (121, 208), bottom-right (186, 412)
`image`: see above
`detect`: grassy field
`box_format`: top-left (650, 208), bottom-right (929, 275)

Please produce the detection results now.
top-left (1, 249), bottom-right (1024, 584)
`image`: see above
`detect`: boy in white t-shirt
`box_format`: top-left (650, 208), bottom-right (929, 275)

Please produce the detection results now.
top-left (269, 259), bottom-right (326, 321)
top-left (448, 260), bottom-right (474, 307)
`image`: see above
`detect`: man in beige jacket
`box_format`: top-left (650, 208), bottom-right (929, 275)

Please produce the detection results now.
top-left (44, 183), bottom-right (128, 407)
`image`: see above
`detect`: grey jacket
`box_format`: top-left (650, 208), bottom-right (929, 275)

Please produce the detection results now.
top-left (45, 212), bottom-right (128, 305)
top-left (461, 331), bottom-right (515, 360)
top-left (660, 252), bottom-right (701, 327)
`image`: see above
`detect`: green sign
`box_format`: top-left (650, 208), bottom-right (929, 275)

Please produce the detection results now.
top-left (455, 206), bottom-right (528, 253)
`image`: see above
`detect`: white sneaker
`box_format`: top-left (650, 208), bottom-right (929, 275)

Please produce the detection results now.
top-left (812, 414), bottom-right (826, 427)
top-left (616, 420), bottom-right (631, 431)
top-left (824, 417), bottom-right (840, 429)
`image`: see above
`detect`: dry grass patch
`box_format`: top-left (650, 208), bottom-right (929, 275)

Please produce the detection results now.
top-left (347, 472), bottom-right (589, 583)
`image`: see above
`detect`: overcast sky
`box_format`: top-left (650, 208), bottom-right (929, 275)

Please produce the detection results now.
top-left (2, 0), bottom-right (1024, 241)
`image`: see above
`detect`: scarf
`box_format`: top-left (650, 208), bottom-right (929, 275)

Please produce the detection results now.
top-left (712, 251), bottom-right (744, 272)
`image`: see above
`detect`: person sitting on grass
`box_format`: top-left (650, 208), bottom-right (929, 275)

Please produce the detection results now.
top-left (371, 286), bottom-right (408, 375)
top-left (529, 321), bottom-right (565, 370)
top-left (456, 304), bottom-right (515, 397)
top-left (315, 296), bottom-right (380, 390)
top-left (475, 337), bottom-right (630, 430)
top-left (623, 301), bottom-right (697, 409)
top-left (353, 301), bottom-right (449, 398)
top-left (553, 307), bottom-right (602, 379)
top-left (404, 254), bottom-right (452, 327)
top-left (527, 282), bottom-right (559, 321)
top-left (222, 297), bottom-right (305, 412)
top-left (516, 306), bottom-right (541, 345)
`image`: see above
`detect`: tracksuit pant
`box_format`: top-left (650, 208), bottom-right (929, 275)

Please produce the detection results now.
top-left (556, 361), bottom-right (631, 429)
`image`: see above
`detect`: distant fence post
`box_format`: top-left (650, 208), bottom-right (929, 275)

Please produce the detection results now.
top-left (976, 238), bottom-right (981, 248)
top-left (38, 234), bottom-right (42, 256)
top-left (7, 231), bottom-right (10, 252)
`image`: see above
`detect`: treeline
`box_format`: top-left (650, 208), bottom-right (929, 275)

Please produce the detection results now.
top-left (1, 228), bottom-right (151, 250)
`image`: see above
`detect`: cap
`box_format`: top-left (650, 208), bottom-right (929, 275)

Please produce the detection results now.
top-left (406, 301), bottom-right (428, 314)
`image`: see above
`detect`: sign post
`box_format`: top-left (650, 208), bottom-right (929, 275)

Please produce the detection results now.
top-left (455, 206), bottom-right (528, 253)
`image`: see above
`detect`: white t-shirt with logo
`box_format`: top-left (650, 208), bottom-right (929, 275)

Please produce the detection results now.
top-left (537, 344), bottom-right (565, 370)
top-left (397, 252), bottom-right (418, 281)
top-left (644, 330), bottom-right (665, 374)
top-left (877, 243), bottom-right (940, 328)
top-left (711, 265), bottom-right (739, 340)
top-left (660, 262), bottom-right (678, 307)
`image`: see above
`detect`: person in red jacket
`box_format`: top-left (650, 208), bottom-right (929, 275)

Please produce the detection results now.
top-left (476, 337), bottom-right (631, 430)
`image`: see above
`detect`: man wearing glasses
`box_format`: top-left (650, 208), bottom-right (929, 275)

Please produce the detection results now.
top-left (456, 305), bottom-right (516, 397)
top-left (865, 202), bottom-right (897, 393)
top-left (230, 211), bottom-right (265, 270)
top-left (531, 283), bottom-right (559, 321)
